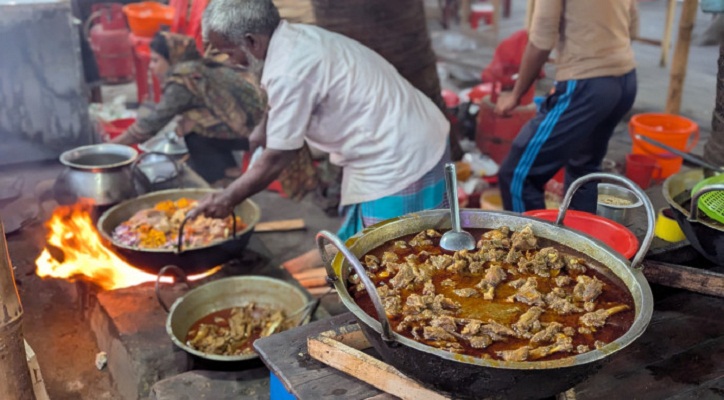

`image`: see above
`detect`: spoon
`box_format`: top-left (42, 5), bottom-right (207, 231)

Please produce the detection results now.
top-left (440, 163), bottom-right (476, 251)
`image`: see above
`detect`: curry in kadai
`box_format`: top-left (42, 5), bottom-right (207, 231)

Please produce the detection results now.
top-left (350, 226), bottom-right (635, 362)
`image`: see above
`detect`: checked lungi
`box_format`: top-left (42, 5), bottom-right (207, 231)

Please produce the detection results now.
top-left (337, 144), bottom-right (451, 242)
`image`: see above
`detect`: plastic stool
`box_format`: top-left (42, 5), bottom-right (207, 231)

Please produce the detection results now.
top-left (469, 3), bottom-right (494, 29)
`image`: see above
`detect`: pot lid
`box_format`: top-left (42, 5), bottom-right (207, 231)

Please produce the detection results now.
top-left (139, 131), bottom-right (188, 155)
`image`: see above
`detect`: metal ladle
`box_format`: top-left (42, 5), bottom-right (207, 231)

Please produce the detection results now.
top-left (440, 163), bottom-right (476, 251)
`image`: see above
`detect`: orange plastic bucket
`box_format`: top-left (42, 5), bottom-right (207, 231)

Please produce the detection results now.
top-left (123, 2), bottom-right (175, 38)
top-left (629, 113), bottom-right (698, 179)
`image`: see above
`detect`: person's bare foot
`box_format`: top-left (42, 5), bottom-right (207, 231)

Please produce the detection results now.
top-left (283, 248), bottom-right (323, 274)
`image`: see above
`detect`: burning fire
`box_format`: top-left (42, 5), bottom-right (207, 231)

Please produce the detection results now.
top-left (35, 204), bottom-right (217, 291)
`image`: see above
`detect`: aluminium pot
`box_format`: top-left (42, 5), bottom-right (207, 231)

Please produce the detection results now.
top-left (662, 168), bottom-right (724, 265)
top-left (317, 173), bottom-right (656, 399)
top-left (54, 143), bottom-right (139, 206)
top-left (156, 270), bottom-right (311, 362)
top-left (96, 188), bottom-right (261, 274)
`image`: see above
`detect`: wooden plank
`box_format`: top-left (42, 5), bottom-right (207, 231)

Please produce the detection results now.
top-left (25, 341), bottom-right (49, 400)
top-left (254, 314), bottom-right (384, 400)
top-left (642, 260), bottom-right (724, 298)
top-left (308, 331), bottom-right (450, 400)
top-left (665, 0), bottom-right (699, 114)
top-left (255, 219), bottom-right (306, 233)
top-left (660, 0), bottom-right (678, 67)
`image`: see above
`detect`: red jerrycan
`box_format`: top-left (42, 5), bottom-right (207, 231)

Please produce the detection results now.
top-left (85, 3), bottom-right (135, 83)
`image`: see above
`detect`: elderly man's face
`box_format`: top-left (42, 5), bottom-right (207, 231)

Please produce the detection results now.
top-left (206, 31), bottom-right (249, 66)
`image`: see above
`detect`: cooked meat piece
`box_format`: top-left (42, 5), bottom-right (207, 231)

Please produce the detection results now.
top-left (579, 305), bottom-right (630, 328)
top-left (525, 247), bottom-right (565, 278)
top-left (583, 301), bottom-right (596, 312)
top-left (506, 249), bottom-right (526, 265)
top-left (563, 326), bottom-right (576, 336)
top-left (390, 264), bottom-right (416, 290)
top-left (512, 306), bottom-right (544, 338)
top-left (396, 310), bottom-right (435, 331)
top-left (423, 326), bottom-right (456, 341)
top-left (413, 263), bottom-right (434, 284)
top-left (480, 321), bottom-right (519, 341)
top-left (385, 261), bottom-right (403, 275)
top-left (594, 340), bottom-right (606, 349)
top-left (461, 319), bottom-right (483, 336)
top-left (550, 287), bottom-right (567, 297)
top-left (447, 259), bottom-right (469, 273)
top-left (403, 294), bottom-right (427, 315)
top-left (429, 255), bottom-right (454, 270)
top-left (405, 253), bottom-right (421, 265)
top-left (441, 278), bottom-right (456, 288)
top-left (573, 275), bottom-right (604, 302)
top-left (478, 227), bottom-right (511, 249)
top-left (377, 284), bottom-right (398, 299)
top-left (453, 288), bottom-right (480, 298)
top-left (426, 229), bottom-right (442, 238)
top-left (393, 240), bottom-right (409, 252)
top-left (468, 261), bottom-right (485, 274)
top-left (545, 292), bottom-right (582, 315)
top-left (508, 278), bottom-right (527, 289)
top-left (409, 234), bottom-right (433, 248)
top-left (411, 326), bottom-right (422, 340)
top-left (511, 277), bottom-right (546, 307)
top-left (479, 247), bottom-right (508, 263)
top-left (529, 334), bottom-right (573, 360)
top-left (468, 335), bottom-right (493, 349)
top-left (564, 256), bottom-right (587, 274)
top-left (382, 296), bottom-right (402, 317)
top-left (497, 346), bottom-right (530, 362)
top-left (477, 264), bottom-right (508, 300)
top-left (578, 326), bottom-right (593, 335)
top-left (430, 315), bottom-right (457, 332)
top-left (555, 275), bottom-right (572, 287)
top-left (381, 251), bottom-right (399, 266)
top-left (431, 294), bottom-right (461, 314)
top-left (365, 255), bottom-right (380, 272)
top-left (576, 344), bottom-right (590, 354)
top-left (454, 249), bottom-right (471, 261)
top-left (530, 322), bottom-right (563, 344)
top-left (511, 225), bottom-right (537, 251)
top-left (423, 281), bottom-right (436, 296)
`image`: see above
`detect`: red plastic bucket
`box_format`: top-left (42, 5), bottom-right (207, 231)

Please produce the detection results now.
top-left (629, 113), bottom-right (699, 179)
top-left (523, 209), bottom-right (639, 259)
top-left (99, 118), bottom-right (140, 151)
top-left (625, 154), bottom-right (660, 190)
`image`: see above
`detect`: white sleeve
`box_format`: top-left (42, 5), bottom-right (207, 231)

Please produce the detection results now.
top-left (264, 75), bottom-right (318, 151)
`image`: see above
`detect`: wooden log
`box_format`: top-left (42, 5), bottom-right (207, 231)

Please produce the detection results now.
top-left (255, 218), bottom-right (306, 233)
top-left (308, 328), bottom-right (451, 400)
top-left (660, 0), bottom-right (678, 67)
top-left (642, 260), bottom-right (724, 298)
top-left (665, 0), bottom-right (699, 114)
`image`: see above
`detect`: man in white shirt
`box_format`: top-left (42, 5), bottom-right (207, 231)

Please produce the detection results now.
top-left (195, 0), bottom-right (450, 251)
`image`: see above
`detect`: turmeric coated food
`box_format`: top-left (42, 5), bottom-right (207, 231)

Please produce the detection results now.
top-left (351, 226), bottom-right (635, 362)
top-left (112, 198), bottom-right (246, 250)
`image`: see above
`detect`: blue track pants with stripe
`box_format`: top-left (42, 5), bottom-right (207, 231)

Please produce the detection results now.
top-left (499, 69), bottom-right (637, 213)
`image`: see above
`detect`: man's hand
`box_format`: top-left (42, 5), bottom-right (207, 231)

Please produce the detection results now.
top-left (494, 92), bottom-right (520, 117)
top-left (192, 191), bottom-right (236, 219)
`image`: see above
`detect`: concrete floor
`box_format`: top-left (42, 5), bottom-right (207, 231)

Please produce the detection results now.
top-left (1, 1), bottom-right (720, 399)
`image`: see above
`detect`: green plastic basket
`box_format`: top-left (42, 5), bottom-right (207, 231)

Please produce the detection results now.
top-left (691, 174), bottom-right (724, 224)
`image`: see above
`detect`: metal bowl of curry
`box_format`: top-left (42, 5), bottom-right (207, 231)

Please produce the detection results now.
top-left (317, 173), bottom-right (656, 399)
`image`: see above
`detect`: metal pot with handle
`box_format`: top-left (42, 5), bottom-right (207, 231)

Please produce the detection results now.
top-left (53, 143), bottom-right (139, 206)
top-left (317, 173), bottom-right (656, 399)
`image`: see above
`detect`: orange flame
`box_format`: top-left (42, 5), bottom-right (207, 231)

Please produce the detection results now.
top-left (35, 204), bottom-right (218, 291)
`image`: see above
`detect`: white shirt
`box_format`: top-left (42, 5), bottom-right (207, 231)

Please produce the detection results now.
top-left (261, 21), bottom-right (449, 206)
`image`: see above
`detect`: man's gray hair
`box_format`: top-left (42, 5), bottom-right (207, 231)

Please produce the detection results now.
top-left (202, 0), bottom-right (280, 45)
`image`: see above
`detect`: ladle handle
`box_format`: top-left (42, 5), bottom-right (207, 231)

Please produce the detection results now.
top-left (316, 231), bottom-right (395, 343)
top-left (555, 172), bottom-right (655, 270)
top-left (445, 163), bottom-right (463, 232)
top-left (155, 265), bottom-right (189, 313)
top-left (689, 184), bottom-right (724, 221)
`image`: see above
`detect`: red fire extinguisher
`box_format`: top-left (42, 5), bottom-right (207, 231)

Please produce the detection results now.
top-left (84, 3), bottom-right (135, 84)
